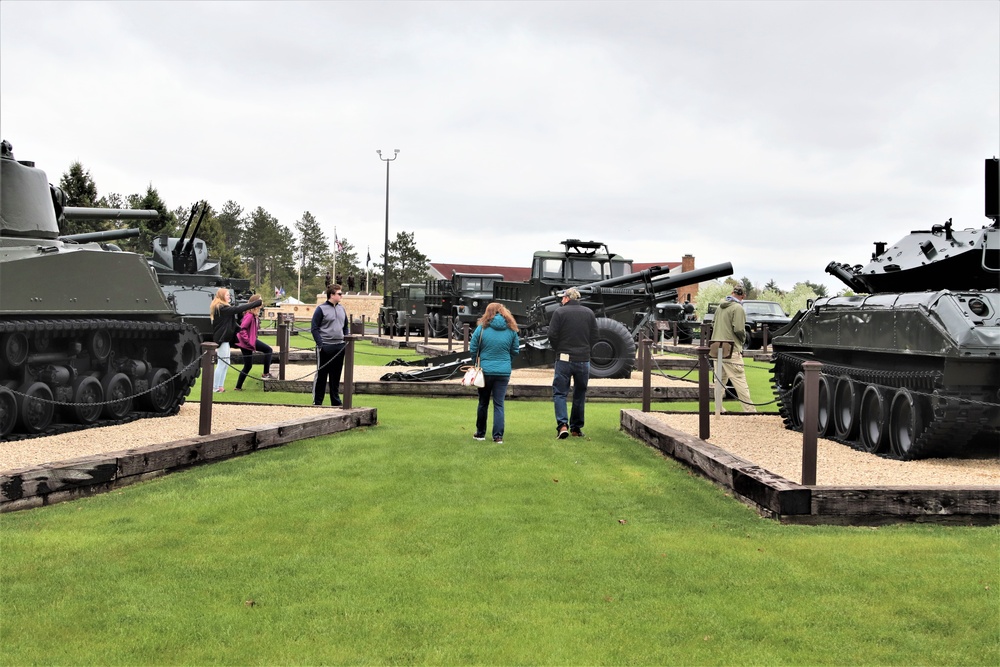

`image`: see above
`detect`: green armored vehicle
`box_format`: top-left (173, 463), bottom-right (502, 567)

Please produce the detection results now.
top-left (771, 158), bottom-right (999, 459)
top-left (0, 140), bottom-right (201, 439)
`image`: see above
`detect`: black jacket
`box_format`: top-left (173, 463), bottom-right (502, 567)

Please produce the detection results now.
top-left (212, 299), bottom-right (262, 345)
top-left (547, 300), bottom-right (599, 362)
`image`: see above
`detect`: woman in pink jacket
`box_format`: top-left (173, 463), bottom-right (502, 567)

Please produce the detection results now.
top-left (234, 294), bottom-right (273, 390)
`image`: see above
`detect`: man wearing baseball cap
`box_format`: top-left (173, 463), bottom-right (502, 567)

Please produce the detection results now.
top-left (547, 287), bottom-right (599, 439)
top-left (709, 285), bottom-right (756, 413)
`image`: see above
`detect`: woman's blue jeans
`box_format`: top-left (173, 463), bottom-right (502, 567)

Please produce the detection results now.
top-left (552, 359), bottom-right (590, 431)
top-left (476, 374), bottom-right (510, 439)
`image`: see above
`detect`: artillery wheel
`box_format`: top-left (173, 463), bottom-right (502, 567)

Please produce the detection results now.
top-left (140, 368), bottom-right (175, 413)
top-left (589, 318), bottom-right (636, 379)
top-left (17, 382), bottom-right (54, 434)
top-left (101, 372), bottom-right (134, 420)
top-left (858, 385), bottom-right (889, 453)
top-left (69, 376), bottom-right (104, 424)
top-left (833, 377), bottom-right (860, 440)
top-left (0, 386), bottom-right (17, 437)
top-left (889, 388), bottom-right (929, 460)
top-left (87, 329), bottom-right (113, 363)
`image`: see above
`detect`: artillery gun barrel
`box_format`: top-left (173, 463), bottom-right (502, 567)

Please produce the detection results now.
top-left (62, 207), bottom-right (159, 221)
top-left (59, 228), bottom-right (142, 244)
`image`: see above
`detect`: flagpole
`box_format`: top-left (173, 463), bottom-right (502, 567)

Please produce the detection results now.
top-left (332, 226), bottom-right (338, 288)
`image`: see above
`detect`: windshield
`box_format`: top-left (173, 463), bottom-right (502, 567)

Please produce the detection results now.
top-left (744, 302), bottom-right (786, 316)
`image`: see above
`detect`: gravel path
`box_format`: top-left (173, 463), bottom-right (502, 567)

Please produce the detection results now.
top-left (649, 413), bottom-right (999, 487)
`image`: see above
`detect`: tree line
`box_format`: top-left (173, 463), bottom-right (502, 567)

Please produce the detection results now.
top-left (57, 161), bottom-right (431, 300)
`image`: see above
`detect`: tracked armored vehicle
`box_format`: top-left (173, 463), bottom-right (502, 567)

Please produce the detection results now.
top-left (771, 158), bottom-right (1000, 460)
top-left (0, 140), bottom-right (202, 439)
top-left (147, 201), bottom-right (251, 339)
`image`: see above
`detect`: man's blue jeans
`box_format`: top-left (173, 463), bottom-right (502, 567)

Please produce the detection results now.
top-left (476, 374), bottom-right (510, 439)
top-left (552, 360), bottom-right (590, 431)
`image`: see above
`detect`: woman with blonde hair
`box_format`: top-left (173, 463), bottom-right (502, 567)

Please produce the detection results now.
top-left (468, 302), bottom-right (520, 443)
top-left (209, 288), bottom-right (262, 392)
top-left (234, 293), bottom-right (273, 391)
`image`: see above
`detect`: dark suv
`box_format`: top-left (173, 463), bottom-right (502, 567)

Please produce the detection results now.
top-left (703, 300), bottom-right (791, 349)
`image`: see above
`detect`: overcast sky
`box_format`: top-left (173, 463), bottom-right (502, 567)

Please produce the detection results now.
top-left (2, 1), bottom-right (997, 293)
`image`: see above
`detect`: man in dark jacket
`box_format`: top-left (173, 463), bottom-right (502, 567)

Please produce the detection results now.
top-left (547, 287), bottom-right (599, 439)
top-left (311, 285), bottom-right (350, 406)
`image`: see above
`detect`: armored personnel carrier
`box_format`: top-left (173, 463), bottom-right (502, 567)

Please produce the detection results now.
top-left (147, 201), bottom-right (251, 339)
top-left (0, 140), bottom-right (202, 439)
top-left (771, 158), bottom-right (999, 460)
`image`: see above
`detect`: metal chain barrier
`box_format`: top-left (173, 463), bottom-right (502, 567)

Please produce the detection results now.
top-left (3, 349), bottom-right (208, 407)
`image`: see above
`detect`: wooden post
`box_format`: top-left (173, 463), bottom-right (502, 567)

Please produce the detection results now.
top-left (277, 313), bottom-right (291, 381)
top-left (424, 315), bottom-right (429, 344)
top-left (463, 323), bottom-right (470, 352)
top-left (343, 336), bottom-right (357, 409)
top-left (697, 345), bottom-right (710, 440)
top-left (672, 321), bottom-right (679, 346)
top-left (199, 341), bottom-right (218, 436)
top-left (447, 317), bottom-right (454, 353)
top-left (641, 337), bottom-right (652, 413)
top-left (762, 324), bottom-right (769, 353)
top-left (404, 315), bottom-right (411, 343)
top-left (714, 345), bottom-right (724, 417)
top-left (801, 360), bottom-right (822, 485)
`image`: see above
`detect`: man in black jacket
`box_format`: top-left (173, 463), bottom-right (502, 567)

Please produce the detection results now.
top-left (547, 288), bottom-right (599, 439)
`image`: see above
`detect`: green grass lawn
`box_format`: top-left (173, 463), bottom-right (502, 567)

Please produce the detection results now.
top-left (1, 350), bottom-right (997, 665)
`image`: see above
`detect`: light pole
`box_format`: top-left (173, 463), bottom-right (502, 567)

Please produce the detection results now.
top-left (376, 149), bottom-right (399, 295)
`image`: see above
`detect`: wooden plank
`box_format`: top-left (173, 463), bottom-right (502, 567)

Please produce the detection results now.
top-left (245, 410), bottom-right (375, 449)
top-left (810, 487), bottom-right (1000, 518)
top-left (732, 466), bottom-right (810, 515)
top-left (117, 432), bottom-right (255, 477)
top-left (267, 380), bottom-right (697, 401)
top-left (0, 456), bottom-right (118, 502)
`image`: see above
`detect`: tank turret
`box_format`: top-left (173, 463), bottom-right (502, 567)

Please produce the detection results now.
top-left (0, 140), bottom-right (201, 440)
top-left (770, 158), bottom-right (1000, 460)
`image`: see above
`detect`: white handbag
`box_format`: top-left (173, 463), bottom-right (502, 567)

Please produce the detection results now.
top-left (460, 328), bottom-right (485, 388)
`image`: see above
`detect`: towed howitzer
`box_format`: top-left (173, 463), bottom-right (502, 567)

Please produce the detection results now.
top-left (382, 261), bottom-right (734, 382)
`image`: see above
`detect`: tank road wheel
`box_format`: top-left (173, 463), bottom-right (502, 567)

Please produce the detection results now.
top-left (17, 382), bottom-right (55, 434)
top-left (816, 374), bottom-right (834, 436)
top-left (68, 376), bottom-right (104, 424)
top-left (86, 329), bottom-right (113, 363)
top-left (788, 372), bottom-right (806, 429)
top-left (889, 388), bottom-right (929, 460)
top-left (0, 386), bottom-right (17, 437)
top-left (101, 372), bottom-right (134, 420)
top-left (858, 385), bottom-right (889, 453)
top-left (833, 377), bottom-right (861, 440)
top-left (3, 332), bottom-right (29, 368)
top-left (589, 318), bottom-right (637, 379)
top-left (140, 368), bottom-right (175, 413)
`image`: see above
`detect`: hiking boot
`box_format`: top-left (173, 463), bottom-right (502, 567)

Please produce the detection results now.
top-left (493, 436), bottom-right (503, 444)
top-left (571, 430), bottom-right (585, 438)
top-left (557, 425), bottom-right (569, 440)
top-left (473, 433), bottom-right (486, 441)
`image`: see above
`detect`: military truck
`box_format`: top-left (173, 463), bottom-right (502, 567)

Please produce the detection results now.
top-left (425, 272), bottom-right (504, 338)
top-left (378, 283), bottom-right (427, 335)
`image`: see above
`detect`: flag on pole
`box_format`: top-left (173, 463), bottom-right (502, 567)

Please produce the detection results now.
top-left (334, 229), bottom-right (343, 253)
top-left (366, 247), bottom-right (371, 267)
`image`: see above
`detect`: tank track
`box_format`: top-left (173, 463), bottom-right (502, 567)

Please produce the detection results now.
top-left (0, 318), bottom-right (201, 441)
top-left (772, 352), bottom-right (995, 460)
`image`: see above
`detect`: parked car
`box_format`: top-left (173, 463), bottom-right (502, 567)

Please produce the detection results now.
top-left (703, 300), bottom-right (791, 349)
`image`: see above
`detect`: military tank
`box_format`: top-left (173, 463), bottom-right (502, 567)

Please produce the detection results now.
top-left (147, 200), bottom-right (252, 339)
top-left (0, 140), bottom-right (202, 440)
top-left (771, 158), bottom-right (1000, 460)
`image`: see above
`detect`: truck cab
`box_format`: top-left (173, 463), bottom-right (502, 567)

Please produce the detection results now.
top-left (378, 283), bottom-right (427, 335)
top-left (425, 272), bottom-right (504, 337)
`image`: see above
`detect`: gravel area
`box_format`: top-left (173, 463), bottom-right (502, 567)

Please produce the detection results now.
top-left (649, 413), bottom-right (1000, 487)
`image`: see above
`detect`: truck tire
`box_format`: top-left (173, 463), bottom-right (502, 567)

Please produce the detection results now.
top-left (590, 318), bottom-right (636, 379)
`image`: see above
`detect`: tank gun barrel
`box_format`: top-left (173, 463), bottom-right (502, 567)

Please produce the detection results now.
top-left (62, 207), bottom-right (159, 221)
top-left (59, 228), bottom-right (141, 244)
top-left (825, 261), bottom-right (871, 293)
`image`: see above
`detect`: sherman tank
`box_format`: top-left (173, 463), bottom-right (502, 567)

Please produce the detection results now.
top-left (0, 140), bottom-right (202, 440)
top-left (771, 157), bottom-right (1000, 460)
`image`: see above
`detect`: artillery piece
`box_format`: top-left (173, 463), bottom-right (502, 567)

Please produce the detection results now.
top-left (382, 260), bottom-right (733, 381)
top-left (0, 140), bottom-right (202, 440)
top-left (771, 158), bottom-right (999, 460)
top-left (147, 201), bottom-right (252, 339)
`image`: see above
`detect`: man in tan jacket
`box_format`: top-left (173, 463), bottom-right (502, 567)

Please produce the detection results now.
top-left (709, 286), bottom-right (756, 413)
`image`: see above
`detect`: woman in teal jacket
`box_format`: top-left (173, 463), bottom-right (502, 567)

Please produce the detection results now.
top-left (468, 302), bottom-right (520, 444)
